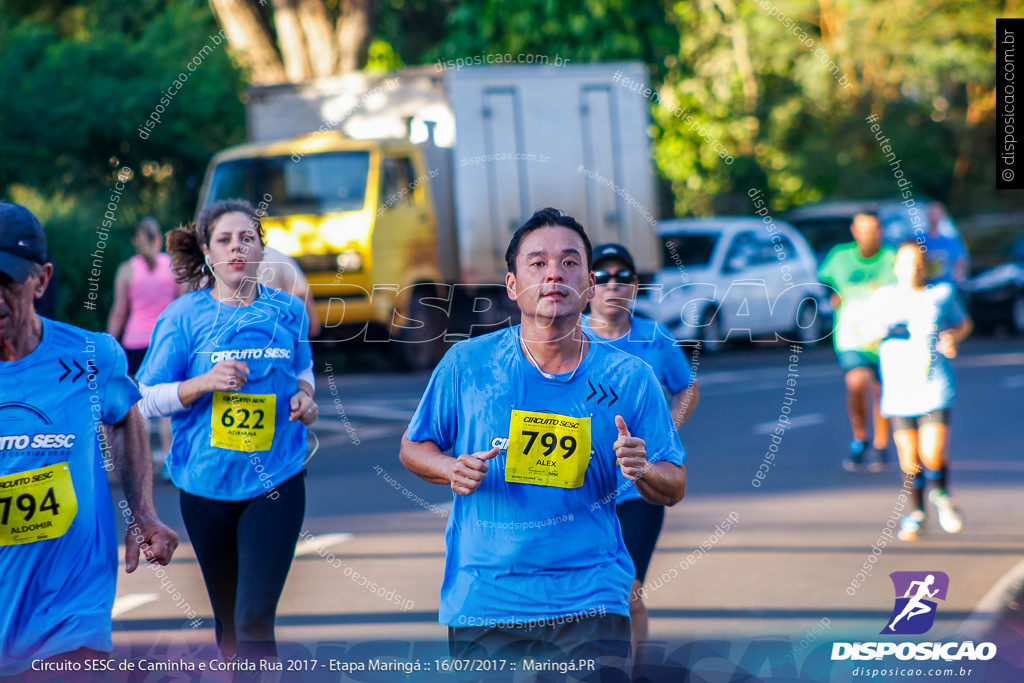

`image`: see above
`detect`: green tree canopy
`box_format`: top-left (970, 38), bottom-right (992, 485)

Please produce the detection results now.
top-left (657, 0), bottom-right (1005, 216)
top-left (0, 0), bottom-right (245, 327)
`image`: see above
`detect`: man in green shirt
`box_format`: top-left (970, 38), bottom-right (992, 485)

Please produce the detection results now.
top-left (818, 214), bottom-right (896, 472)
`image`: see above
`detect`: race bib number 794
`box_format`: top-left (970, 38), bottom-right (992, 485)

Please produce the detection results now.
top-left (504, 410), bottom-right (591, 489)
top-left (0, 463), bottom-right (78, 546)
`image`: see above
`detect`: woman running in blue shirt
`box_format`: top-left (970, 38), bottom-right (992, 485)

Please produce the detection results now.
top-left (137, 199), bottom-right (317, 668)
top-left (583, 243), bottom-right (700, 647)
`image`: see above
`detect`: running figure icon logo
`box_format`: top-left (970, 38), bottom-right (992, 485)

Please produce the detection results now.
top-left (882, 571), bottom-right (949, 635)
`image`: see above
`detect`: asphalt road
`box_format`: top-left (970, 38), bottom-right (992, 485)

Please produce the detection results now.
top-left (106, 335), bottom-right (1024, 677)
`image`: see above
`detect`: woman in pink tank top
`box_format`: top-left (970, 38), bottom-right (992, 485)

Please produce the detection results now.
top-left (107, 218), bottom-right (184, 475)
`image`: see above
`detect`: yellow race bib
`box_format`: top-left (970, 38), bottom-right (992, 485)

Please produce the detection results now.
top-left (0, 463), bottom-right (78, 546)
top-left (505, 410), bottom-right (591, 489)
top-left (211, 392), bottom-right (276, 451)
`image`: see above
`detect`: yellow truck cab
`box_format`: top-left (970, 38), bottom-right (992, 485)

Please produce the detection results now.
top-left (200, 133), bottom-right (445, 367)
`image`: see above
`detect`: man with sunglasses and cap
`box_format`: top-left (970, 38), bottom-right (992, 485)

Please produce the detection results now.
top-left (582, 243), bottom-right (700, 648)
top-left (0, 202), bottom-right (177, 675)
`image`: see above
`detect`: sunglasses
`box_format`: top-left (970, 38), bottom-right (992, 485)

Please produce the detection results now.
top-left (593, 269), bottom-right (635, 285)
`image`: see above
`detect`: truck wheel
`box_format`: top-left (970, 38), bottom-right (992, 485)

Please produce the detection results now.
top-left (395, 284), bottom-right (448, 371)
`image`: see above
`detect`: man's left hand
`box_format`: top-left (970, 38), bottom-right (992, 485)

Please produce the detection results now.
top-left (614, 415), bottom-right (649, 481)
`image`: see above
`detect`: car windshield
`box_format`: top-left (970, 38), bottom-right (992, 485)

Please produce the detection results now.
top-left (205, 151), bottom-right (370, 214)
top-left (788, 217), bottom-right (853, 258)
top-left (660, 232), bottom-right (718, 268)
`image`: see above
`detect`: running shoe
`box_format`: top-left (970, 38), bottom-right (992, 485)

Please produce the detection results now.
top-left (898, 510), bottom-right (926, 541)
top-left (867, 445), bottom-right (889, 472)
top-left (843, 440), bottom-right (868, 472)
top-left (929, 489), bottom-right (964, 534)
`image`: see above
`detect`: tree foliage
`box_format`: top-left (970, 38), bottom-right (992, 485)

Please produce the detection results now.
top-left (0, 0), bottom-right (245, 328)
top-left (424, 0), bottom-right (680, 79)
top-left (208, 0), bottom-right (377, 84)
top-left (656, 0), bottom-right (1007, 217)
top-left (379, 0), bottom-right (1009, 219)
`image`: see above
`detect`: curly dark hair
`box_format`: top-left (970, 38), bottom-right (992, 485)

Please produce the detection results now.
top-left (167, 199), bottom-right (265, 289)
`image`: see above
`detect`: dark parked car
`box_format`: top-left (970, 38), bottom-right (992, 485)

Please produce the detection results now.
top-left (962, 236), bottom-right (1024, 335)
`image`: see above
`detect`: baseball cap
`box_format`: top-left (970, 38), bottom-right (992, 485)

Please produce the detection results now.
top-left (0, 202), bottom-right (48, 283)
top-left (592, 243), bottom-right (636, 272)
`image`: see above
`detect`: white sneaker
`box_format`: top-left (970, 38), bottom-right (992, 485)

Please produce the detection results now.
top-left (898, 510), bottom-right (926, 541)
top-left (929, 489), bottom-right (964, 534)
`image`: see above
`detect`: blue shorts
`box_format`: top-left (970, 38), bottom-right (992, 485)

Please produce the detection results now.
top-left (837, 350), bottom-right (879, 377)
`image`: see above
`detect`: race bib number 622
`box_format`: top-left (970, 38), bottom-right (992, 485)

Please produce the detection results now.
top-left (504, 410), bottom-right (591, 489)
top-left (211, 392), bottom-right (276, 451)
top-left (0, 463), bottom-right (78, 546)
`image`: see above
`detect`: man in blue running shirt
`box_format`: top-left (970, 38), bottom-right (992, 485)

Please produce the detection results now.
top-left (0, 203), bottom-right (177, 675)
top-left (400, 208), bottom-right (687, 671)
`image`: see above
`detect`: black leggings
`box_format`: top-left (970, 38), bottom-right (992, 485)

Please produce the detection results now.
top-left (889, 408), bottom-right (951, 432)
top-left (616, 498), bottom-right (665, 584)
top-left (179, 471), bottom-right (305, 663)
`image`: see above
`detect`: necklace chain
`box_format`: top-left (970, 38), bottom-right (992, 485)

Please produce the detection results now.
top-left (519, 329), bottom-right (585, 383)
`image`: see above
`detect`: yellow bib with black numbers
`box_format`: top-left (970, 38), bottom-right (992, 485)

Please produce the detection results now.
top-left (211, 392), bottom-right (276, 451)
top-left (505, 410), bottom-right (591, 489)
top-left (0, 463), bottom-right (78, 546)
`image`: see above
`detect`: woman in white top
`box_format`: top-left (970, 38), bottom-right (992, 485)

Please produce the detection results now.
top-left (866, 242), bottom-right (971, 541)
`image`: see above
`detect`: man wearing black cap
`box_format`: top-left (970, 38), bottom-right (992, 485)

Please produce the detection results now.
top-left (0, 202), bottom-right (177, 675)
top-left (582, 243), bottom-right (699, 648)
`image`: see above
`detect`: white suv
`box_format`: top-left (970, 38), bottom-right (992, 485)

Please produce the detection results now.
top-left (633, 218), bottom-right (829, 351)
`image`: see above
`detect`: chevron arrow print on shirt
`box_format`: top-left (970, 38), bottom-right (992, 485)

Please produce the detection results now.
top-left (586, 380), bottom-right (619, 406)
top-left (58, 359), bottom-right (91, 383)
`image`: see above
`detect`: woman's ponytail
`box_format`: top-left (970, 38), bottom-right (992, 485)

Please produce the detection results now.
top-left (167, 199), bottom-right (264, 290)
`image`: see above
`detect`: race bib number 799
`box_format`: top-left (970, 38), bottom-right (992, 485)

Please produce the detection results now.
top-left (504, 410), bottom-right (591, 489)
top-left (0, 463), bottom-right (78, 546)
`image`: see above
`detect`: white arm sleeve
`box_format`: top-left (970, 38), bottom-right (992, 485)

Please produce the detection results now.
top-left (138, 382), bottom-right (186, 418)
top-left (298, 362), bottom-right (315, 390)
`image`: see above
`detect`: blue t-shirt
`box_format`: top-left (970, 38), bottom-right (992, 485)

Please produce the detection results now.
top-left (920, 233), bottom-right (967, 286)
top-left (869, 283), bottom-right (967, 417)
top-left (406, 326), bottom-right (686, 626)
top-left (0, 319), bottom-right (140, 674)
top-left (137, 285), bottom-right (312, 501)
top-left (582, 315), bottom-right (693, 504)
